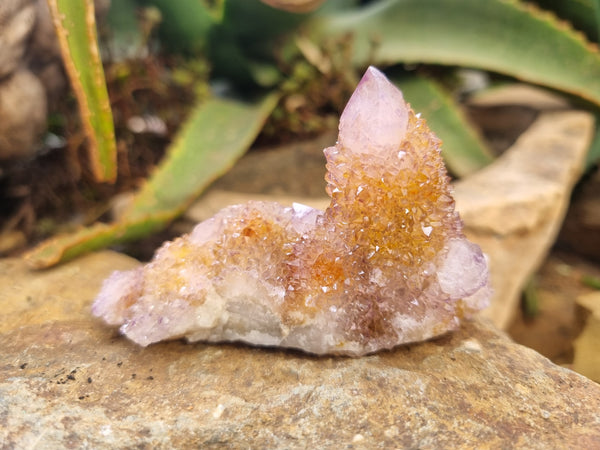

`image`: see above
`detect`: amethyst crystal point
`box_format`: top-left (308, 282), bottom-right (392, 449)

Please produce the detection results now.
top-left (93, 67), bottom-right (491, 356)
top-left (339, 66), bottom-right (408, 155)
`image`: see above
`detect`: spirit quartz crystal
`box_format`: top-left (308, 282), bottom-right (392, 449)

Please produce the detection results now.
top-left (93, 67), bottom-right (490, 356)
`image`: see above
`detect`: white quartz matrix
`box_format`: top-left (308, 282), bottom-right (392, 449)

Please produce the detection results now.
top-left (93, 67), bottom-right (490, 356)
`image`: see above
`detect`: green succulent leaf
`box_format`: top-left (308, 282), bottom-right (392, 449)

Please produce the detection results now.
top-left (316, 0), bottom-right (600, 107)
top-left (530, 0), bottom-right (600, 42)
top-left (126, 92), bottom-right (280, 219)
top-left (394, 75), bottom-right (494, 177)
top-left (25, 92), bottom-right (279, 268)
top-left (47, 0), bottom-right (117, 182)
top-left (23, 214), bottom-right (174, 270)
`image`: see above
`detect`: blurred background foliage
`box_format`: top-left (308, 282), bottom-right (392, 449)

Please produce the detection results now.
top-left (25, 0), bottom-right (600, 266)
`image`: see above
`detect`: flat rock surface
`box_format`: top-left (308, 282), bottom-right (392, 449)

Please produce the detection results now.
top-left (456, 111), bottom-right (593, 328)
top-left (1, 252), bottom-right (599, 448)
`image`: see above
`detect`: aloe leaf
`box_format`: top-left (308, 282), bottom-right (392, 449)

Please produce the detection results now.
top-left (126, 92), bottom-right (280, 218)
top-left (394, 75), bottom-right (494, 177)
top-left (582, 274), bottom-right (600, 290)
top-left (522, 276), bottom-right (540, 318)
top-left (24, 213), bottom-right (174, 269)
top-left (47, 0), bottom-right (117, 182)
top-left (25, 92), bottom-right (279, 268)
top-left (531, 0), bottom-right (600, 42)
top-left (316, 0), bottom-right (600, 107)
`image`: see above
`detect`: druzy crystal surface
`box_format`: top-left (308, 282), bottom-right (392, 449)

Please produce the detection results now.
top-left (93, 67), bottom-right (490, 356)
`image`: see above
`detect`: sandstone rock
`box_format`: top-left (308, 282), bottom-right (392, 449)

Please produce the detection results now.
top-left (1, 252), bottom-right (599, 448)
top-left (26, 0), bottom-right (66, 106)
top-left (455, 111), bottom-right (593, 328)
top-left (212, 130), bottom-right (334, 197)
top-left (28, 0), bottom-right (61, 67)
top-left (0, 69), bottom-right (47, 160)
top-left (0, 0), bottom-right (36, 79)
top-left (0, 0), bottom-right (47, 160)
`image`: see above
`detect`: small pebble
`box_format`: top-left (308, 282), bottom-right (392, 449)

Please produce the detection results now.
top-left (352, 434), bottom-right (364, 443)
top-left (460, 338), bottom-right (483, 353)
top-left (212, 404), bottom-right (225, 419)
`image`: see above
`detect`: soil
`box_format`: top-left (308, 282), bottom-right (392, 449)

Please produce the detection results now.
top-left (507, 249), bottom-right (599, 367)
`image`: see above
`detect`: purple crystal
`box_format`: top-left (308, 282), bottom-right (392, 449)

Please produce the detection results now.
top-left (92, 67), bottom-right (491, 355)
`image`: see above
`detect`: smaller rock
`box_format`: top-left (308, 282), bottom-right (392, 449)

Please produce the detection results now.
top-left (0, 0), bottom-right (36, 79)
top-left (26, 0), bottom-right (66, 107)
top-left (0, 69), bottom-right (47, 160)
top-left (455, 111), bottom-right (593, 328)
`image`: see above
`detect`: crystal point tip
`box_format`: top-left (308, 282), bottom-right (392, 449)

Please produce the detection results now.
top-left (339, 67), bottom-right (409, 155)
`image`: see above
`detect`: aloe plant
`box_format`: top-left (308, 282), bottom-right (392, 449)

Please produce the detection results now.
top-left (31, 0), bottom-right (600, 267)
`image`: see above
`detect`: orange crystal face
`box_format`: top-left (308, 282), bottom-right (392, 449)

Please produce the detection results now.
top-left (93, 67), bottom-right (490, 356)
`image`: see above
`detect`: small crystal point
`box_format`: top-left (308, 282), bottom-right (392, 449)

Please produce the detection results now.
top-left (339, 66), bottom-right (408, 155)
top-left (93, 67), bottom-right (491, 356)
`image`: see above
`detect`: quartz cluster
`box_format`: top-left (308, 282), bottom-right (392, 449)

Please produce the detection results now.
top-left (93, 67), bottom-right (490, 356)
